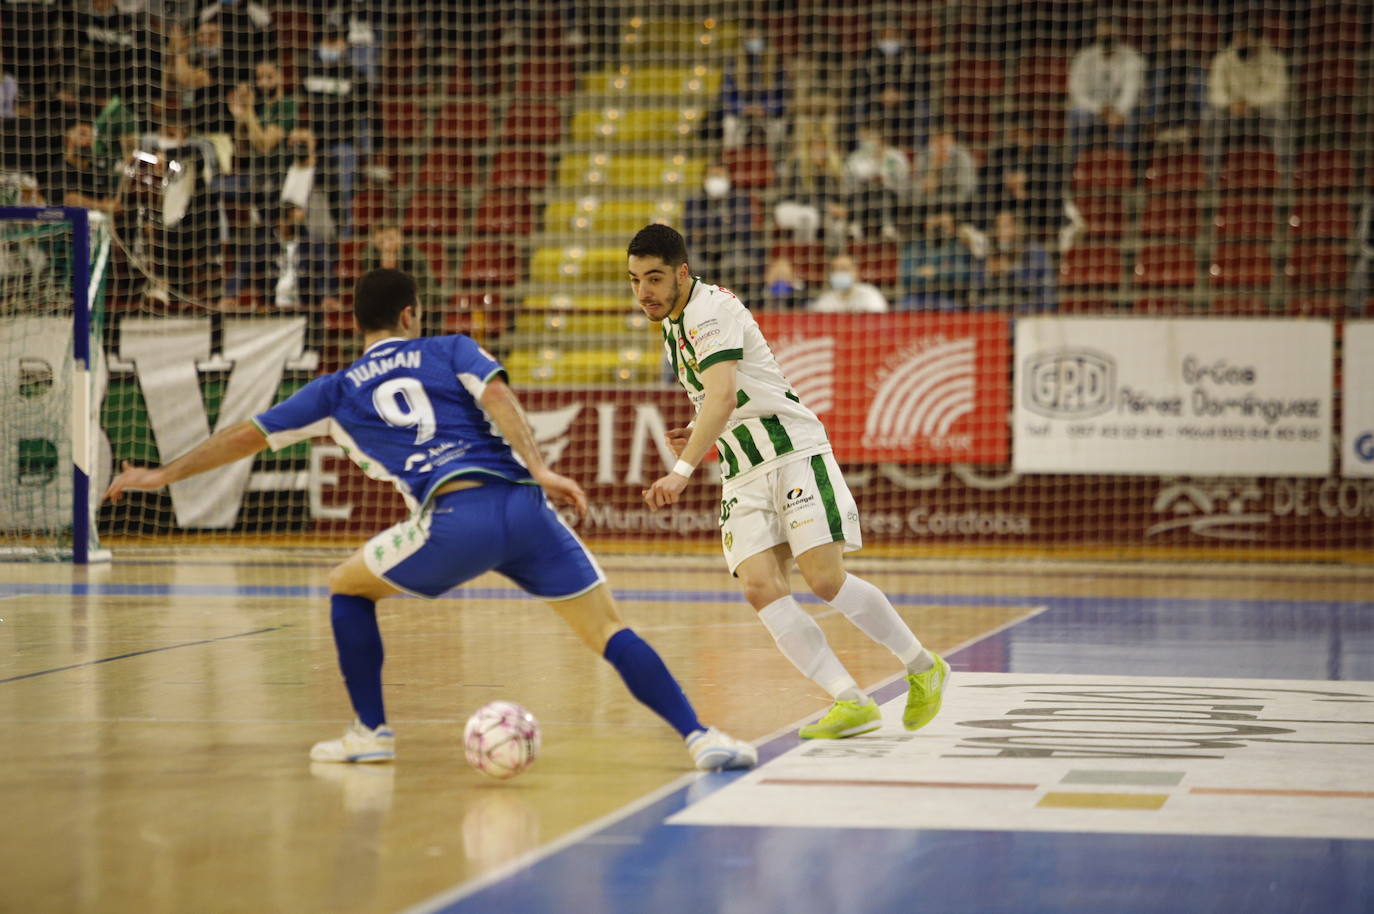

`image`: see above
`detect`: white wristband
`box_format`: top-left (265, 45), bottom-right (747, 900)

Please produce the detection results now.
top-left (672, 459), bottom-right (696, 479)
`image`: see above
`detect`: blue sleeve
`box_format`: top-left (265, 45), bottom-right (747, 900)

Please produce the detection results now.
top-left (253, 373), bottom-right (338, 448)
top-left (448, 335), bottom-right (506, 398)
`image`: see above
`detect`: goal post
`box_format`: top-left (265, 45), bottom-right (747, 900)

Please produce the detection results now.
top-left (0, 206), bottom-right (112, 563)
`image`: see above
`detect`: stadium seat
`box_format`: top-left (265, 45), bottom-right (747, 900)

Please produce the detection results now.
top-left (350, 191), bottom-right (389, 233)
top-left (1208, 243), bottom-right (1273, 289)
top-left (502, 102), bottom-right (565, 145)
top-left (850, 242), bottom-right (900, 288)
top-left (1133, 244), bottom-right (1196, 289)
top-left (473, 190), bottom-right (535, 236)
top-left (1213, 196), bottom-right (1276, 241)
top-left (415, 240), bottom-right (450, 286)
top-left (434, 101), bottom-right (491, 142)
top-left (1299, 57), bottom-right (1360, 123)
top-left (943, 57), bottom-right (1003, 143)
top-left (516, 56), bottom-right (578, 98)
top-left (381, 54), bottom-right (428, 98)
top-left (1294, 149), bottom-right (1354, 191)
top-left (1218, 148), bottom-right (1279, 191)
top-left (1209, 296), bottom-right (1272, 316)
top-left (459, 242), bottom-right (521, 287)
top-left (1145, 152), bottom-right (1205, 191)
top-left (769, 243), bottom-right (827, 286)
top-left (722, 146), bottom-right (773, 190)
top-left (380, 100), bottom-right (424, 141)
top-left (337, 239), bottom-right (366, 281)
top-left (444, 291), bottom-right (503, 338)
top-left (1060, 245), bottom-right (1123, 288)
top-left (1072, 194), bottom-right (1126, 240)
top-left (557, 154), bottom-right (705, 189)
top-left (1287, 296), bottom-right (1343, 317)
top-left (405, 192), bottom-right (466, 237)
top-left (1073, 149), bottom-right (1133, 191)
top-left (570, 106), bottom-right (703, 143)
top-left (1285, 243), bottom-right (1350, 289)
top-left (489, 149), bottom-right (551, 189)
top-left (1140, 195), bottom-right (1200, 239)
top-left (1131, 298), bottom-right (1193, 316)
top-left (542, 198), bottom-right (682, 234)
top-left (529, 246), bottom-right (625, 283)
top-left (505, 347), bottom-right (659, 386)
top-left (1288, 196), bottom-right (1351, 240)
top-left (524, 294), bottom-right (629, 311)
top-left (418, 146), bottom-right (479, 188)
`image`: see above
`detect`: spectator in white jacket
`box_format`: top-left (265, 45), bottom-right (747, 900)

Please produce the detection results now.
top-left (1066, 18), bottom-right (1144, 164)
top-left (1203, 27), bottom-right (1290, 178)
top-left (809, 253), bottom-right (889, 313)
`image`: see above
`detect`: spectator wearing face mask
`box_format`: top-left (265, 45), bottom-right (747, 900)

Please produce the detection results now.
top-left (1067, 18), bottom-right (1144, 164)
top-left (221, 59), bottom-right (296, 214)
top-left (762, 253), bottom-right (804, 310)
top-left (808, 253), bottom-right (889, 313)
top-left (848, 22), bottom-right (930, 151)
top-left (719, 21), bottom-right (787, 150)
top-left (683, 162), bottom-right (760, 293)
top-left (1203, 27), bottom-right (1290, 179)
top-left (302, 25), bottom-right (375, 236)
top-left (899, 208), bottom-right (982, 310)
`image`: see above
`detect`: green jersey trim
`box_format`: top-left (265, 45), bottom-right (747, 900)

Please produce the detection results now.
top-left (810, 455), bottom-right (845, 542)
top-left (698, 348), bottom-right (743, 370)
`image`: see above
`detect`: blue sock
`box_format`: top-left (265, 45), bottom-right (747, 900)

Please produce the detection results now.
top-left (603, 628), bottom-right (703, 739)
top-left (330, 594), bottom-right (386, 729)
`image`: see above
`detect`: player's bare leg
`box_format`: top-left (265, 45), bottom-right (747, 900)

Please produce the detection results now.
top-left (311, 547), bottom-right (402, 763)
top-left (547, 583), bottom-right (755, 770)
top-left (794, 542), bottom-right (949, 731)
top-left (736, 546), bottom-right (879, 738)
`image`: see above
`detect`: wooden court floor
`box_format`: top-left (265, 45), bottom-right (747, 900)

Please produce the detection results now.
top-left (2, 549), bottom-right (1372, 914)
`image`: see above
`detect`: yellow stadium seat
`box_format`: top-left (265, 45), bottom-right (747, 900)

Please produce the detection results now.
top-left (524, 294), bottom-right (630, 311)
top-left (513, 311), bottom-right (652, 337)
top-left (505, 346), bottom-right (661, 385)
top-left (557, 154), bottom-right (706, 189)
top-left (529, 246), bottom-right (626, 283)
top-left (543, 198), bottom-right (682, 234)
top-left (583, 65), bottom-right (722, 98)
top-left (618, 18), bottom-right (738, 54)
top-left (570, 107), bottom-right (705, 143)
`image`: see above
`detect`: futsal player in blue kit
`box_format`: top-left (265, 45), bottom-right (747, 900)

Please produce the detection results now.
top-left (105, 269), bottom-right (756, 771)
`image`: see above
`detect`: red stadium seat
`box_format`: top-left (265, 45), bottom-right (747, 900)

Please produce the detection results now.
top-left (1285, 243), bottom-right (1350, 289)
top-left (722, 146), bottom-right (773, 190)
top-left (1294, 150), bottom-right (1354, 191)
top-left (1133, 244), bottom-right (1196, 289)
top-left (415, 240), bottom-right (451, 286)
top-left (473, 190), bottom-right (535, 236)
top-left (434, 102), bottom-right (491, 143)
top-left (943, 57), bottom-right (1003, 143)
top-left (418, 146), bottom-right (480, 188)
top-left (1213, 195), bottom-right (1276, 241)
top-left (850, 242), bottom-right (900, 288)
top-left (488, 148), bottom-right (551, 189)
top-left (350, 191), bottom-right (388, 233)
top-left (337, 238), bottom-right (367, 281)
top-left (516, 57), bottom-right (578, 97)
top-left (405, 191), bottom-right (466, 236)
top-left (1073, 194), bottom-right (1126, 240)
top-left (1131, 298), bottom-right (1192, 316)
top-left (380, 100), bottom-right (424, 141)
top-left (501, 102), bottom-right (564, 145)
top-left (1145, 152), bottom-right (1205, 191)
top-left (459, 242), bottom-right (521, 287)
top-left (769, 243), bottom-right (826, 286)
top-left (1208, 243), bottom-right (1273, 289)
top-left (1288, 196), bottom-right (1350, 240)
top-left (1288, 296), bottom-right (1343, 318)
top-left (1140, 195), bottom-right (1200, 239)
top-left (1072, 149), bottom-right (1133, 191)
top-left (1219, 147), bottom-right (1278, 191)
top-left (1060, 245), bottom-right (1123, 288)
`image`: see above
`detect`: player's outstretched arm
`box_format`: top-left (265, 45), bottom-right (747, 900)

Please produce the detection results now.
top-left (479, 377), bottom-right (589, 518)
top-left (104, 420), bottom-right (270, 502)
top-left (644, 360), bottom-right (737, 510)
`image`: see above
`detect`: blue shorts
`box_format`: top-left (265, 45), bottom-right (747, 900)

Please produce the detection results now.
top-left (362, 481), bottom-right (605, 600)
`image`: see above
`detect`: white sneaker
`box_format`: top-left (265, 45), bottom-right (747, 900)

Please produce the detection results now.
top-left (686, 727), bottom-right (757, 771)
top-left (309, 719), bottom-right (395, 763)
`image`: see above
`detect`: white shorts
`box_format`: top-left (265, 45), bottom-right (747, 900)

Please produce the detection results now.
top-left (718, 451), bottom-right (862, 574)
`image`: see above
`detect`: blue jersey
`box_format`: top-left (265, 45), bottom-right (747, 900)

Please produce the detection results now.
top-left (253, 335), bottom-right (533, 512)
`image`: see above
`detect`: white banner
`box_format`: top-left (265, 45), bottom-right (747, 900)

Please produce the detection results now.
top-left (1014, 318), bottom-right (1332, 476)
top-left (1341, 321), bottom-right (1374, 478)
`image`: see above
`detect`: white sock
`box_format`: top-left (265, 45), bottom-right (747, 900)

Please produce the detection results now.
top-left (757, 596), bottom-right (865, 703)
top-left (829, 575), bottom-right (933, 673)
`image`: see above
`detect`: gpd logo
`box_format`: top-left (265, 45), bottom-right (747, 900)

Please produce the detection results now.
top-left (1024, 349), bottom-right (1115, 418)
top-left (1355, 433), bottom-right (1374, 463)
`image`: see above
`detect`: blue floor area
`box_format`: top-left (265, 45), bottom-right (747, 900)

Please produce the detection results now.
top-left (417, 595), bottom-right (1374, 914)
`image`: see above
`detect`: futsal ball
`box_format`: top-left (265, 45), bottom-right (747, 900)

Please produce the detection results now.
top-left (464, 700), bottom-right (541, 779)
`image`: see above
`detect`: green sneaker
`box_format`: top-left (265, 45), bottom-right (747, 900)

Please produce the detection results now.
top-left (798, 698), bottom-right (882, 740)
top-left (902, 653), bottom-right (951, 731)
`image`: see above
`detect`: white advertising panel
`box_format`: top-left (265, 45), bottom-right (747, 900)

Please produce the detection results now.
top-left (1014, 318), bottom-right (1332, 476)
top-left (1342, 321), bottom-right (1374, 478)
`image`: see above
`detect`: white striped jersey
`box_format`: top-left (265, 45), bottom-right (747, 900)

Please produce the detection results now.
top-left (661, 279), bottom-right (831, 484)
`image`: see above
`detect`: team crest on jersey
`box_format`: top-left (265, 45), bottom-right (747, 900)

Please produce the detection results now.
top-left (723, 530), bottom-right (734, 551)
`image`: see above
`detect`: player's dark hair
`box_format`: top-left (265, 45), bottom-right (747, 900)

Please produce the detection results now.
top-left (627, 224), bottom-right (689, 269)
top-left (354, 268), bottom-right (418, 331)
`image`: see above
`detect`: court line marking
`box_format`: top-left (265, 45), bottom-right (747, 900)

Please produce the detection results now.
top-left (401, 603), bottom-right (1050, 914)
top-left (761, 778), bottom-right (1038, 791)
top-left (0, 626), bottom-right (286, 684)
top-left (1190, 787), bottom-right (1374, 800)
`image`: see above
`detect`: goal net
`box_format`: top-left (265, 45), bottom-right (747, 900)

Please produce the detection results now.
top-left (2, 1), bottom-right (1369, 561)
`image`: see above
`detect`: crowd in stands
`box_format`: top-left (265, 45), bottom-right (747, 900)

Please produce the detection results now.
top-left (0, 1), bottom-right (1367, 336)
